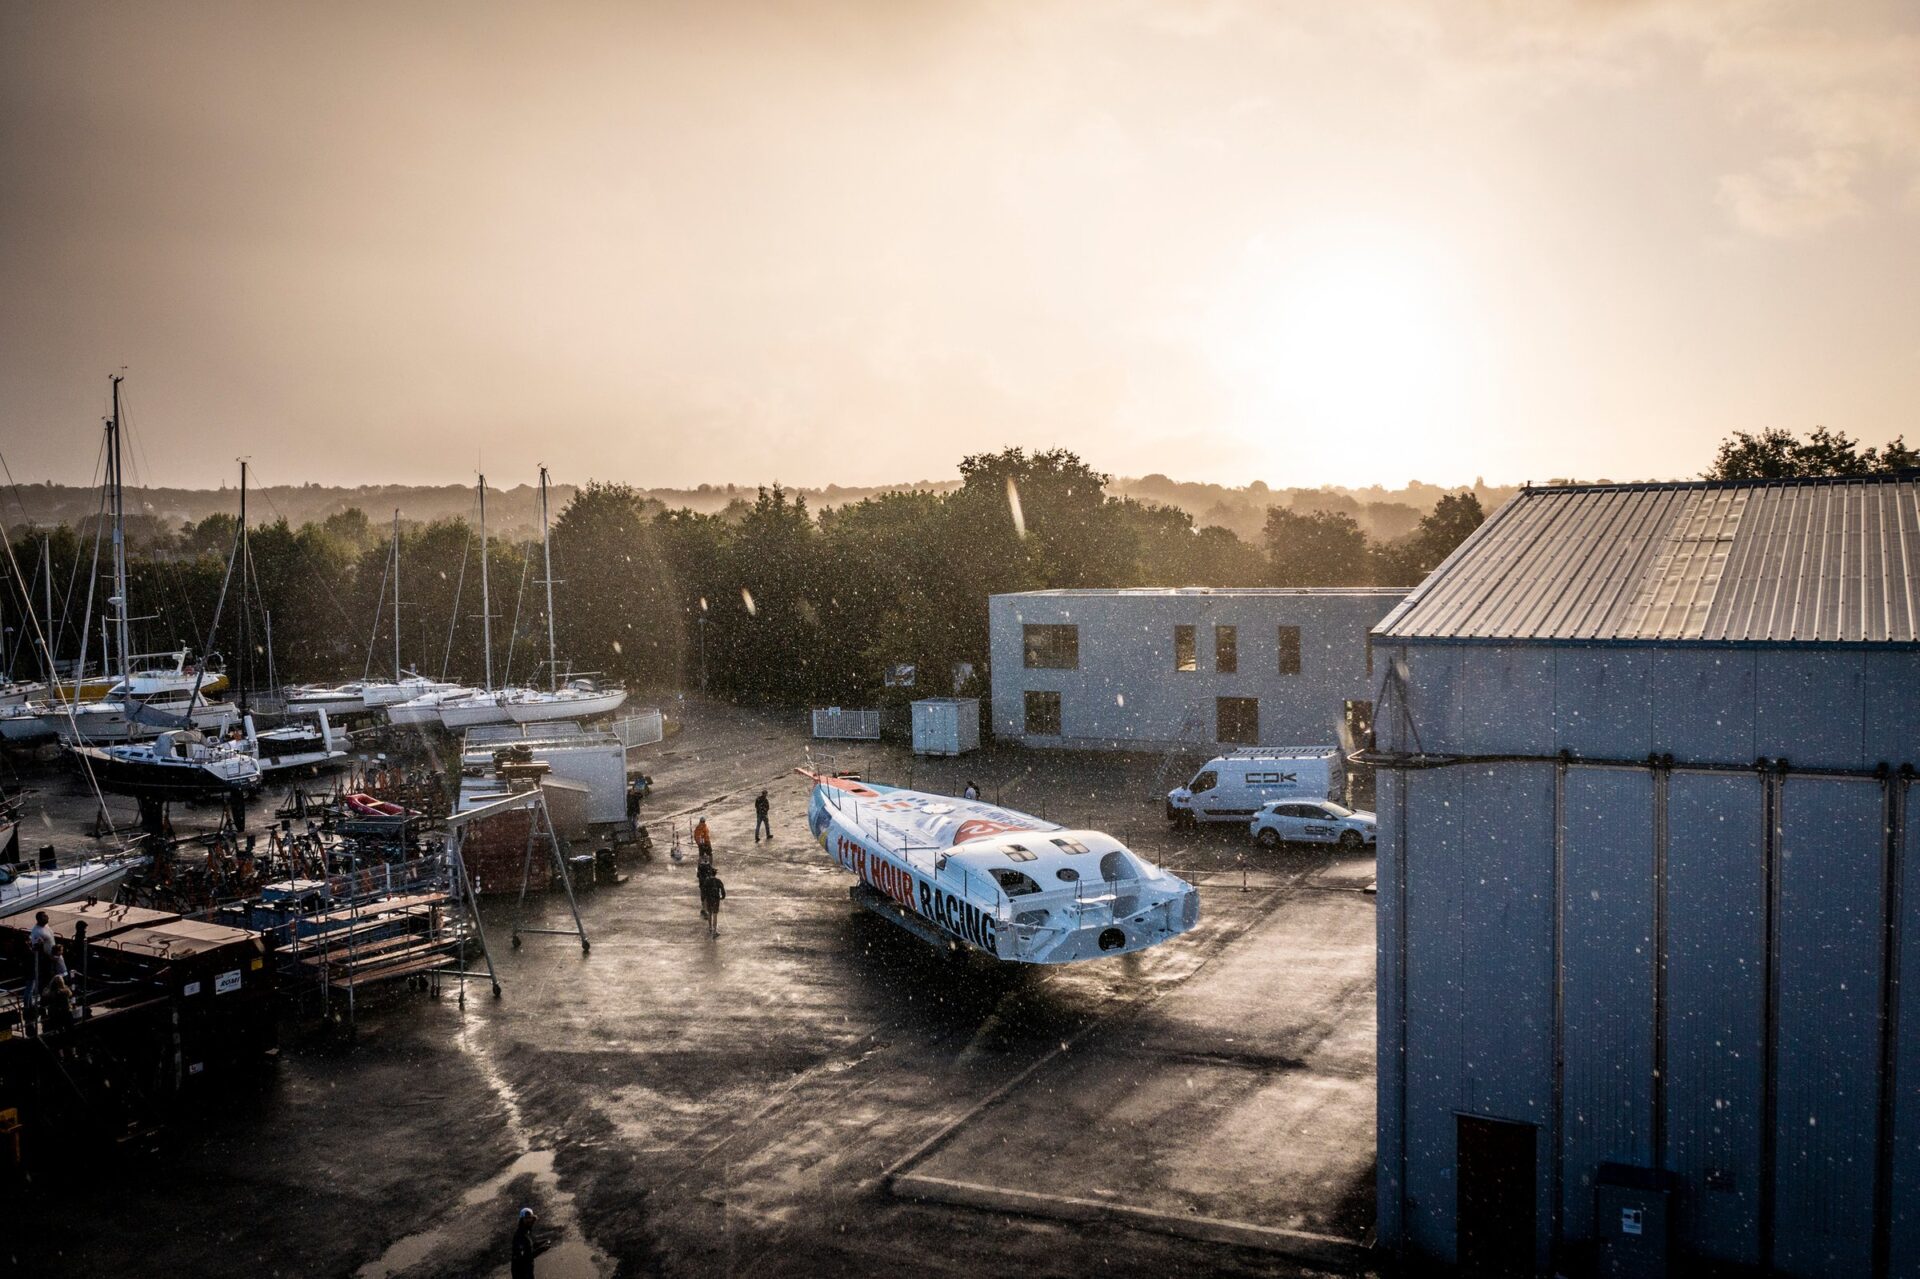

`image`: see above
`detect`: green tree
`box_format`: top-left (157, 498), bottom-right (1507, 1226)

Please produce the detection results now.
top-left (709, 485), bottom-right (823, 704)
top-left (1263, 507), bottom-right (1372, 586)
top-left (1705, 426), bottom-right (1918, 480)
top-left (953, 446), bottom-right (1136, 589)
top-left (1374, 491), bottom-right (1485, 585)
top-left (548, 481), bottom-right (678, 688)
top-left (1119, 499), bottom-right (1268, 587)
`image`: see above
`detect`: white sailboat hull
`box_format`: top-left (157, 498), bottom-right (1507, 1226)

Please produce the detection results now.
top-left (52, 699), bottom-right (237, 745)
top-left (361, 678), bottom-right (456, 708)
top-left (0, 858), bottom-right (137, 917)
top-left (438, 695), bottom-right (516, 728)
top-left (505, 687), bottom-right (628, 723)
top-left (285, 689), bottom-right (368, 716)
top-left (386, 688), bottom-right (473, 726)
top-left (0, 709), bottom-right (60, 744)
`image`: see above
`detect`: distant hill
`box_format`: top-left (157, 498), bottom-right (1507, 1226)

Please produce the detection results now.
top-left (0, 473), bottom-right (1528, 544)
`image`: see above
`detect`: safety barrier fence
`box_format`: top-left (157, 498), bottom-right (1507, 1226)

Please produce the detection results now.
top-left (811, 707), bottom-right (882, 741)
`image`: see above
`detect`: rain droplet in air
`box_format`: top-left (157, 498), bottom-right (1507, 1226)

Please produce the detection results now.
top-left (742, 588), bottom-right (758, 616)
top-left (1006, 477), bottom-right (1027, 539)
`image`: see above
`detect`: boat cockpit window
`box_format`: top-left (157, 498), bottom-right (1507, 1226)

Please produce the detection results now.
top-left (992, 869), bottom-right (1043, 897)
top-left (1100, 850), bottom-right (1141, 882)
top-left (1189, 770), bottom-right (1218, 795)
top-left (1050, 836), bottom-right (1089, 854)
top-left (1001, 844), bottom-right (1037, 862)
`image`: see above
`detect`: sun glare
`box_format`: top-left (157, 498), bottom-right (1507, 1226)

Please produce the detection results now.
top-left (1207, 229), bottom-right (1483, 483)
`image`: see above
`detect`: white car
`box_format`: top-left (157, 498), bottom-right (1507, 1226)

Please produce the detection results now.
top-left (1249, 800), bottom-right (1377, 850)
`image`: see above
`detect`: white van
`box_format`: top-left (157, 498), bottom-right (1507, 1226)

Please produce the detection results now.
top-left (1165, 747), bottom-right (1345, 826)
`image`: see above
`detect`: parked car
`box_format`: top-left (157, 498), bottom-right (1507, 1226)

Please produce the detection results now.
top-left (1249, 799), bottom-right (1376, 850)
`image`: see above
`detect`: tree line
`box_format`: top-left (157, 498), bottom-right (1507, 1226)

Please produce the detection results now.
top-left (1, 447), bottom-right (1487, 707)
top-left (13, 420), bottom-right (1904, 707)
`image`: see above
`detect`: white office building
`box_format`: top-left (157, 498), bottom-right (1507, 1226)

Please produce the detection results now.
top-left (988, 587), bottom-right (1404, 750)
top-left (1371, 476), bottom-right (1920, 1277)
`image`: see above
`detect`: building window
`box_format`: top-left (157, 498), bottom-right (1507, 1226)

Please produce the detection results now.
top-left (1024, 690), bottom-right (1062, 736)
top-left (1217, 696), bottom-right (1259, 745)
top-left (1277, 625), bottom-right (1302, 675)
top-left (1214, 624), bottom-right (1237, 673)
top-left (1174, 624), bottom-right (1197, 672)
top-left (1023, 623), bottom-right (1079, 670)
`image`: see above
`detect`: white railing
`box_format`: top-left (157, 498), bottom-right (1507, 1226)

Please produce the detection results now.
top-left (610, 708), bottom-right (664, 748)
top-left (812, 707), bottom-right (881, 740)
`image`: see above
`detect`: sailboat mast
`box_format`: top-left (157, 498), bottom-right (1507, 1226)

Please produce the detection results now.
top-left (107, 375), bottom-right (130, 682)
top-left (478, 475), bottom-right (493, 691)
top-left (540, 466), bottom-right (557, 690)
top-left (238, 460), bottom-right (251, 716)
top-left (41, 538), bottom-right (53, 682)
top-left (392, 508), bottom-right (402, 679)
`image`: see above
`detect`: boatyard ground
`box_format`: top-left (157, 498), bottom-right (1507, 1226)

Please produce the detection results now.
top-left (9, 701), bottom-right (1379, 1278)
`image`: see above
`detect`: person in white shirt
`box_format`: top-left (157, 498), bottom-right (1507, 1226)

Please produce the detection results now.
top-left (26, 910), bottom-right (54, 1006)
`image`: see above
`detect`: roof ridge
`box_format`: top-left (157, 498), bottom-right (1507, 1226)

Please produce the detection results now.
top-left (1522, 472), bottom-right (1918, 496)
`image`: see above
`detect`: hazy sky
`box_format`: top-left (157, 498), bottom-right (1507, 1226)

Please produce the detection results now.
top-left (3, 1), bottom-right (1917, 492)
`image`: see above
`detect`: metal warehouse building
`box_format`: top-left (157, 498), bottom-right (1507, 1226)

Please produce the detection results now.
top-left (1371, 476), bottom-right (1920, 1277)
top-left (988, 587), bottom-right (1404, 750)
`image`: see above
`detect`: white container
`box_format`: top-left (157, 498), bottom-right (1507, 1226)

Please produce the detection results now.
top-left (911, 697), bottom-right (980, 757)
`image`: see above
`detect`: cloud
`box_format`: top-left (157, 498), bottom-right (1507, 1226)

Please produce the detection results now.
top-left (1717, 150), bottom-right (1869, 237)
top-left (1704, 23), bottom-right (1920, 237)
top-left (1387, 0), bottom-right (1920, 239)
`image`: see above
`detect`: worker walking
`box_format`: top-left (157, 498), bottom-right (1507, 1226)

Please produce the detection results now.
top-left (699, 865), bottom-right (727, 937)
top-left (753, 790), bottom-right (771, 843)
top-left (511, 1206), bottom-right (537, 1279)
top-left (693, 814), bottom-right (713, 863)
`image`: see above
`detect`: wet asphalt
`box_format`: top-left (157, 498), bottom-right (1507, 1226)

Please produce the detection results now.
top-left (10, 701), bottom-right (1368, 1278)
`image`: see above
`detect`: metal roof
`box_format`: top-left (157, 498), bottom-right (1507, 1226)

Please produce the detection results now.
top-left (997, 587), bottom-right (1405, 598)
top-left (1373, 476), bottom-right (1920, 645)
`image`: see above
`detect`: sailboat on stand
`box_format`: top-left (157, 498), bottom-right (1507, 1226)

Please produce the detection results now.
top-left (502, 465), bottom-right (627, 724)
top-left (221, 462), bottom-right (349, 777)
top-left (71, 434), bottom-right (260, 798)
top-left (433, 475), bottom-right (519, 729)
top-left (54, 376), bottom-right (237, 748)
top-left (359, 510), bottom-right (461, 709)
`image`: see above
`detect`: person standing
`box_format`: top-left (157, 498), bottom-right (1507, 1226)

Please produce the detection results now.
top-left (963, 781), bottom-right (980, 801)
top-left (511, 1207), bottom-right (537, 1279)
top-left (26, 910), bottom-right (53, 1008)
top-left (693, 815), bottom-right (713, 862)
top-left (753, 790), bottom-right (771, 843)
top-left (699, 866), bottom-right (727, 937)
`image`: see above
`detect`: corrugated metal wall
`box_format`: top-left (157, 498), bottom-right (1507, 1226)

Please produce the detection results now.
top-left (1400, 762), bottom-right (1556, 1268)
top-left (1663, 771), bottom-right (1766, 1266)
top-left (1376, 763), bottom-right (1408, 1249)
top-left (1559, 767), bottom-right (1655, 1237)
top-left (1774, 777), bottom-right (1885, 1275)
top-left (1894, 799), bottom-right (1920, 1276)
top-left (1376, 639), bottom-right (1920, 1276)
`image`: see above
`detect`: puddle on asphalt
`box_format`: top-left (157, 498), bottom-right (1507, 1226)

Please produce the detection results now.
top-left (355, 1021), bottom-right (610, 1279)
